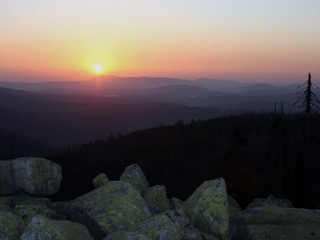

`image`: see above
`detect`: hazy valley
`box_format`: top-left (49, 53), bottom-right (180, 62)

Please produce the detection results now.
top-left (0, 75), bottom-right (305, 147)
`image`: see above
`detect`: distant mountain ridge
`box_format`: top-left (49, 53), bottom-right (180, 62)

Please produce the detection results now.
top-left (0, 75), bottom-right (298, 92)
top-left (0, 75), bottom-right (317, 146)
top-left (0, 74), bottom-right (303, 109)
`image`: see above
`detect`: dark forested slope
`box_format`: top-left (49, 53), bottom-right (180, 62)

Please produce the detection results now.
top-left (50, 113), bottom-right (320, 208)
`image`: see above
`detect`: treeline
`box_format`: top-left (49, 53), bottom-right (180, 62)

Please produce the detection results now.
top-left (49, 112), bottom-right (320, 209)
top-left (0, 129), bottom-right (55, 160)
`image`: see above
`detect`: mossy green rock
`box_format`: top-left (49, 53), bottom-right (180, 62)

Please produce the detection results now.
top-left (120, 164), bottom-right (150, 194)
top-left (0, 157), bottom-right (62, 196)
top-left (235, 224), bottom-right (320, 240)
top-left (68, 180), bottom-right (152, 239)
top-left (92, 173), bottom-right (109, 188)
top-left (182, 226), bottom-right (220, 240)
top-left (245, 194), bottom-right (293, 209)
top-left (232, 206), bottom-right (320, 239)
top-left (143, 185), bottom-right (171, 214)
top-left (228, 195), bottom-right (241, 217)
top-left (13, 204), bottom-right (57, 219)
top-left (0, 196), bottom-right (51, 208)
top-left (103, 231), bottom-right (148, 240)
top-left (0, 210), bottom-right (24, 239)
top-left (20, 215), bottom-right (93, 240)
top-left (232, 206), bottom-right (320, 226)
top-left (185, 178), bottom-right (229, 239)
top-left (105, 210), bottom-right (189, 240)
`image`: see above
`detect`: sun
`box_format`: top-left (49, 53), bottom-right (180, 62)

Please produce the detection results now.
top-left (93, 64), bottom-right (103, 74)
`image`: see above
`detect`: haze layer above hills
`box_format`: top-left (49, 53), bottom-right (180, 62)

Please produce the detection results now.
top-left (0, 75), bottom-right (311, 146)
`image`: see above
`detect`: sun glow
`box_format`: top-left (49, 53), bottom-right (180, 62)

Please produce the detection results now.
top-left (94, 64), bottom-right (103, 74)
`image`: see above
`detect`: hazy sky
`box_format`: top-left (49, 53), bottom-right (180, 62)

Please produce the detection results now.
top-left (1, 0), bottom-right (319, 82)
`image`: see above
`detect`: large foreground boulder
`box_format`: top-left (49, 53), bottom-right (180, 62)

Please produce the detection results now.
top-left (0, 157), bottom-right (62, 196)
top-left (20, 216), bottom-right (93, 240)
top-left (68, 180), bottom-right (152, 239)
top-left (185, 178), bottom-right (229, 240)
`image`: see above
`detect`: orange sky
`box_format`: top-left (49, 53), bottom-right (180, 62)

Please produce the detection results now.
top-left (1, 1), bottom-right (319, 83)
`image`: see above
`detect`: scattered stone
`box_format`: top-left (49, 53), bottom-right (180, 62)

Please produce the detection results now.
top-left (105, 210), bottom-right (189, 240)
top-left (92, 173), bottom-right (109, 188)
top-left (235, 224), bottom-right (320, 240)
top-left (0, 210), bottom-right (24, 239)
top-left (0, 204), bottom-right (12, 212)
top-left (68, 180), bottom-right (152, 239)
top-left (185, 178), bottom-right (229, 240)
top-left (232, 205), bottom-right (320, 226)
top-left (171, 197), bottom-right (186, 212)
top-left (13, 204), bottom-right (58, 220)
top-left (120, 163), bottom-right (150, 194)
top-left (2, 160), bottom-right (320, 240)
top-left (143, 184), bottom-right (171, 214)
top-left (245, 194), bottom-right (294, 209)
top-left (20, 215), bottom-right (93, 240)
top-left (228, 195), bottom-right (242, 216)
top-left (0, 196), bottom-right (51, 208)
top-left (0, 157), bottom-right (62, 196)
top-left (49, 201), bottom-right (70, 220)
top-left (103, 231), bottom-right (148, 240)
top-left (182, 226), bottom-right (220, 240)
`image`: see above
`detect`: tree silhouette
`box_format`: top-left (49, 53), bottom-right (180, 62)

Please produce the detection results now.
top-left (294, 73), bottom-right (320, 117)
top-left (266, 101), bottom-right (287, 197)
top-left (293, 73), bottom-right (320, 207)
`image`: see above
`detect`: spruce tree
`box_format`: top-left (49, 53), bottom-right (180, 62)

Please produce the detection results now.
top-left (293, 73), bottom-right (320, 207)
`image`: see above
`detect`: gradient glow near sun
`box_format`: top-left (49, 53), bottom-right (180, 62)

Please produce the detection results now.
top-left (94, 64), bottom-right (103, 74)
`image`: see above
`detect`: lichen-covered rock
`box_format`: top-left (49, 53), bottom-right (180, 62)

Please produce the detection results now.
top-left (0, 157), bottom-right (62, 196)
top-left (245, 194), bottom-right (293, 209)
top-left (185, 178), bottom-right (229, 240)
top-left (103, 231), bottom-right (148, 240)
top-left (232, 205), bottom-right (320, 239)
top-left (143, 185), bottom-right (171, 214)
top-left (0, 210), bottom-right (24, 239)
top-left (92, 173), bottom-right (109, 188)
top-left (228, 195), bottom-right (241, 216)
top-left (120, 164), bottom-right (150, 194)
top-left (0, 204), bottom-right (12, 212)
top-left (182, 226), bottom-right (220, 240)
top-left (68, 180), bottom-right (152, 239)
top-left (232, 205), bottom-right (320, 226)
top-left (105, 210), bottom-right (189, 240)
top-left (49, 201), bottom-right (70, 220)
top-left (13, 204), bottom-right (57, 220)
top-left (234, 224), bottom-right (320, 240)
top-left (0, 196), bottom-right (51, 208)
top-left (20, 215), bottom-right (93, 240)
top-left (171, 197), bottom-right (186, 212)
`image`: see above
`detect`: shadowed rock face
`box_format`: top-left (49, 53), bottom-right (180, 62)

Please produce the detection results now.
top-left (0, 157), bottom-right (62, 196)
